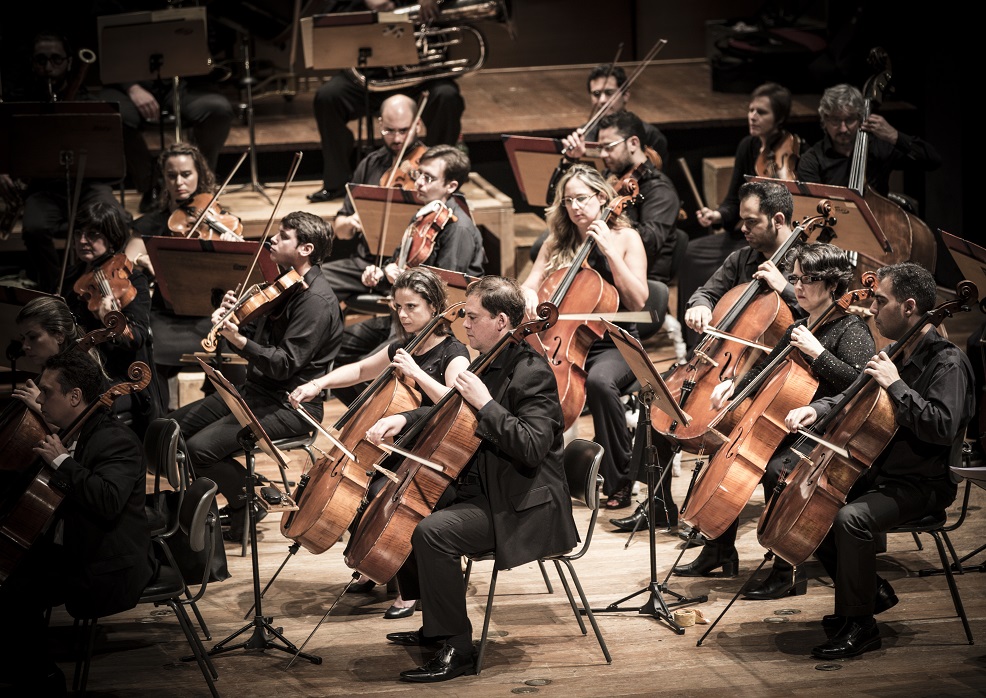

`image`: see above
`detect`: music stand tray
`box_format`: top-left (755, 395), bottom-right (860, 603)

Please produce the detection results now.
top-left (940, 231), bottom-right (986, 308)
top-left (97, 7), bottom-right (211, 84)
top-left (502, 135), bottom-right (607, 208)
top-left (347, 183), bottom-right (421, 258)
top-left (145, 237), bottom-right (278, 317)
top-left (300, 11), bottom-right (418, 70)
top-left (0, 103), bottom-right (124, 180)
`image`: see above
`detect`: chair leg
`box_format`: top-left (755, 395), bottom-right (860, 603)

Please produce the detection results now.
top-left (475, 567), bottom-right (498, 675)
top-left (551, 559), bottom-right (587, 635)
top-left (277, 462), bottom-right (291, 493)
top-left (73, 617), bottom-right (98, 695)
top-left (911, 531), bottom-right (924, 551)
top-left (463, 558), bottom-right (473, 587)
top-left (931, 531), bottom-right (975, 644)
top-left (169, 600), bottom-right (221, 696)
top-left (537, 560), bottom-right (554, 594)
top-left (559, 559), bottom-right (612, 663)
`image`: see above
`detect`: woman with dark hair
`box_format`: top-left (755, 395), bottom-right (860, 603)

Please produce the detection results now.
top-left (672, 243), bottom-right (875, 594)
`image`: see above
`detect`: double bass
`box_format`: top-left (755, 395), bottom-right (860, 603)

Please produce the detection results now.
top-left (281, 302), bottom-right (465, 554)
top-left (651, 204), bottom-right (837, 453)
top-left (755, 131), bottom-right (801, 181)
top-left (757, 281), bottom-right (977, 566)
top-left (680, 281), bottom-right (876, 540)
top-left (344, 304), bottom-right (559, 584)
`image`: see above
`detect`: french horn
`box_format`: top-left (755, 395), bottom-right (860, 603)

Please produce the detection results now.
top-left (348, 0), bottom-right (512, 92)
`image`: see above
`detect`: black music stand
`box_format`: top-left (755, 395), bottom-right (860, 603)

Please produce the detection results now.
top-left (502, 135), bottom-right (607, 207)
top-left (347, 183), bottom-right (421, 260)
top-left (195, 358), bottom-right (321, 666)
top-left (591, 321), bottom-right (706, 634)
top-left (301, 11), bottom-right (418, 157)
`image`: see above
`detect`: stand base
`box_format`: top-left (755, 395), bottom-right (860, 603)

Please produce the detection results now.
top-left (205, 615), bottom-right (322, 664)
top-left (590, 582), bottom-right (707, 635)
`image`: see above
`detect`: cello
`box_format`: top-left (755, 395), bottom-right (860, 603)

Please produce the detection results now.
top-left (755, 131), bottom-right (801, 181)
top-left (757, 280), bottom-right (977, 566)
top-left (0, 361), bottom-right (151, 584)
top-left (680, 280), bottom-right (876, 540)
top-left (528, 184), bottom-right (638, 429)
top-left (344, 303), bottom-right (559, 584)
top-left (280, 302), bottom-right (465, 554)
top-left (651, 203), bottom-right (837, 453)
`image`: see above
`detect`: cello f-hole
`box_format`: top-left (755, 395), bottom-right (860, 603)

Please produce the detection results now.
top-left (717, 352), bottom-right (735, 383)
top-left (549, 336), bottom-right (564, 366)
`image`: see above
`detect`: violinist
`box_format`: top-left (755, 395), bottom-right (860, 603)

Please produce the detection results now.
top-left (64, 200), bottom-right (161, 438)
top-left (797, 84), bottom-right (941, 196)
top-left (673, 243), bottom-right (874, 588)
top-left (784, 262), bottom-right (973, 660)
top-left (521, 165), bottom-right (648, 510)
top-left (365, 276), bottom-right (577, 682)
top-left (169, 212), bottom-right (343, 542)
top-left (681, 83), bottom-right (799, 349)
top-left (289, 267), bottom-right (469, 619)
top-left (320, 94), bottom-right (427, 304)
top-left (307, 0), bottom-right (461, 203)
top-left (0, 350), bottom-right (155, 694)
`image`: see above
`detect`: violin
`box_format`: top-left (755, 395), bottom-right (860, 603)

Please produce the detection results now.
top-left (73, 252), bottom-right (138, 317)
top-left (381, 143), bottom-right (427, 190)
top-left (528, 182), bottom-right (638, 429)
top-left (651, 203), bottom-right (837, 454)
top-left (344, 303), bottom-right (559, 583)
top-left (0, 362), bottom-right (152, 584)
top-left (201, 269), bottom-right (307, 352)
top-left (755, 131), bottom-right (801, 181)
top-left (167, 193), bottom-right (244, 240)
top-left (396, 200), bottom-right (457, 271)
top-left (757, 280), bottom-right (978, 566)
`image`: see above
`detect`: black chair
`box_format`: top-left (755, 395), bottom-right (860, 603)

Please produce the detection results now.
top-left (464, 439), bottom-right (612, 674)
top-left (74, 477), bottom-right (222, 697)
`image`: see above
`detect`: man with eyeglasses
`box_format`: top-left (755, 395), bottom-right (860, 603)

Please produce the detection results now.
top-left (307, 0), bottom-right (462, 204)
top-left (797, 84), bottom-right (941, 196)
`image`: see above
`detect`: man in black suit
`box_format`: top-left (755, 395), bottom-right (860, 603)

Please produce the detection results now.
top-left (0, 350), bottom-right (156, 693)
top-left (366, 275), bottom-right (578, 682)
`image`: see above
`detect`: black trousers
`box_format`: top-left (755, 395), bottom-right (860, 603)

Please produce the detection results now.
top-left (676, 231), bottom-right (747, 350)
top-left (321, 255), bottom-right (374, 305)
top-left (585, 341), bottom-right (637, 497)
top-left (312, 73), bottom-right (464, 191)
top-left (169, 389), bottom-right (311, 508)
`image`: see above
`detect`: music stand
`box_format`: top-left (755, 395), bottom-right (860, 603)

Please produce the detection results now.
top-left (195, 358), bottom-right (321, 666)
top-left (97, 8), bottom-right (211, 146)
top-left (939, 231), bottom-right (986, 314)
top-left (591, 321), bottom-right (706, 634)
top-left (502, 135), bottom-right (607, 207)
top-left (145, 237), bottom-right (278, 317)
top-left (301, 11), bottom-right (418, 158)
top-left (347, 183), bottom-right (421, 259)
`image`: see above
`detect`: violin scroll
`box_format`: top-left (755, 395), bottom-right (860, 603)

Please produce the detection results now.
top-left (518, 302), bottom-right (559, 339)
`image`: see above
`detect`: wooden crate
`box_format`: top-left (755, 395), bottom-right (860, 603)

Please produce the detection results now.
top-left (460, 172), bottom-right (515, 278)
top-left (702, 156), bottom-right (735, 211)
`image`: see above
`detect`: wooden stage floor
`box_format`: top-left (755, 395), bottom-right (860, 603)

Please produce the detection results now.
top-left (40, 319), bottom-right (986, 697)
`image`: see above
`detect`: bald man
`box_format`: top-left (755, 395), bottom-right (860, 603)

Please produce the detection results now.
top-left (320, 94), bottom-right (427, 303)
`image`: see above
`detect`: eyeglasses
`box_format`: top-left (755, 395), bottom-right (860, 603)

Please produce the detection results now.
top-left (590, 89), bottom-right (618, 98)
top-left (415, 171), bottom-right (439, 185)
top-left (33, 53), bottom-right (67, 67)
top-left (379, 126), bottom-right (411, 137)
top-left (823, 115), bottom-right (861, 128)
top-left (561, 194), bottom-right (595, 208)
top-left (787, 274), bottom-right (824, 286)
top-left (599, 137), bottom-right (627, 152)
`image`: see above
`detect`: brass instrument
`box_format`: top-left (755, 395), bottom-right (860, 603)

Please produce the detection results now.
top-left (348, 0), bottom-right (512, 92)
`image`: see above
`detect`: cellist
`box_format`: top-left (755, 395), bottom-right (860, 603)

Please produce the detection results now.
top-left (521, 164), bottom-right (648, 510)
top-left (0, 350), bottom-right (155, 694)
top-left (672, 243), bottom-right (874, 590)
top-left (364, 276), bottom-right (577, 682)
top-left (784, 262), bottom-right (974, 660)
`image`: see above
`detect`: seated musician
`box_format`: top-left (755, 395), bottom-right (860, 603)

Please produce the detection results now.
top-left (365, 275), bottom-right (577, 682)
top-left (796, 83), bottom-right (941, 196)
top-left (168, 212), bottom-right (343, 542)
top-left (673, 243), bottom-right (875, 589)
top-left (288, 267), bottom-right (469, 620)
top-left (0, 32), bottom-right (125, 293)
top-left (785, 262), bottom-right (973, 659)
top-left (64, 200), bottom-right (161, 438)
top-left (332, 144), bottom-right (484, 383)
top-left (307, 0), bottom-right (460, 203)
top-left (0, 350), bottom-right (156, 693)
top-left (320, 93), bottom-right (427, 304)
top-left (521, 164), bottom-right (649, 511)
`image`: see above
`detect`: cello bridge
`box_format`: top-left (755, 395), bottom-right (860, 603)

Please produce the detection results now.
top-left (693, 350), bottom-right (719, 367)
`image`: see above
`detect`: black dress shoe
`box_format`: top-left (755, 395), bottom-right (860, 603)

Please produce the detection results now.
top-left (307, 187), bottom-right (345, 203)
top-left (400, 644), bottom-right (476, 683)
top-left (610, 502), bottom-right (676, 532)
top-left (222, 505), bottom-right (267, 541)
top-left (822, 577), bottom-right (898, 628)
top-left (384, 603), bottom-right (416, 620)
top-left (386, 628), bottom-right (441, 647)
top-left (672, 543), bottom-right (739, 577)
top-left (347, 579), bottom-right (376, 594)
top-left (811, 617), bottom-right (881, 659)
top-left (678, 525), bottom-right (705, 547)
top-left (743, 564), bottom-right (807, 600)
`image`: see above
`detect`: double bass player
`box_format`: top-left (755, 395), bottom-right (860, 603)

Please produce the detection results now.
top-left (785, 262), bottom-right (974, 659)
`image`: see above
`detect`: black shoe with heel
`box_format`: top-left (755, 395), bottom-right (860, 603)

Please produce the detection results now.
top-left (672, 543), bottom-right (739, 577)
top-left (743, 563), bottom-right (807, 600)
